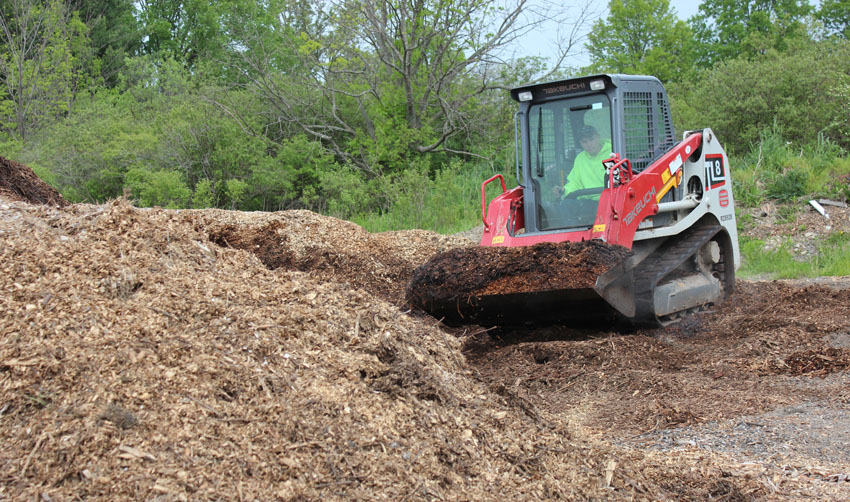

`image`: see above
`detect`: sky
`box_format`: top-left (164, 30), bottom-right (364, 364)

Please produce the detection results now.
top-left (670, 0), bottom-right (700, 20)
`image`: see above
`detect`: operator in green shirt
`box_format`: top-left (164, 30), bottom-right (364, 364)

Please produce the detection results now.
top-left (563, 126), bottom-right (612, 199)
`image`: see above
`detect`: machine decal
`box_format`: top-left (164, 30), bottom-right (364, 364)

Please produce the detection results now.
top-left (492, 235), bottom-right (505, 244)
top-left (720, 214), bottom-right (733, 222)
top-left (719, 189), bottom-right (730, 208)
top-left (656, 176), bottom-right (677, 203)
top-left (656, 167), bottom-right (683, 203)
top-left (593, 224), bottom-right (606, 233)
top-left (625, 186), bottom-right (657, 225)
top-left (668, 154), bottom-right (683, 175)
top-left (706, 154), bottom-right (726, 189)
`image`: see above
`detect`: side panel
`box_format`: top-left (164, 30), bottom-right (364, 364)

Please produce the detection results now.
top-left (700, 130), bottom-right (740, 270)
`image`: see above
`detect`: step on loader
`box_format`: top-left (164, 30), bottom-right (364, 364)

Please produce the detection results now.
top-left (407, 74), bottom-right (740, 327)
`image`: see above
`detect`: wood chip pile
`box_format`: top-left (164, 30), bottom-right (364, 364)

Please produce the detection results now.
top-left (1, 197), bottom-right (758, 500)
top-left (195, 209), bottom-right (473, 305)
top-left (0, 156), bottom-right (68, 207)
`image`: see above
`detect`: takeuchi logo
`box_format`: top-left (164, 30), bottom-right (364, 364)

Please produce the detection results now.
top-left (542, 82), bottom-right (587, 94)
top-left (624, 186), bottom-right (657, 225)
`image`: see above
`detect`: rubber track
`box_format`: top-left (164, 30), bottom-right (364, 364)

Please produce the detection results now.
top-left (632, 224), bottom-right (723, 325)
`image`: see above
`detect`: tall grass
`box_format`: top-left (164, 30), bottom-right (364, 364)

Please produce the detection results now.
top-left (353, 158), bottom-right (518, 234)
top-left (732, 125), bottom-right (850, 207)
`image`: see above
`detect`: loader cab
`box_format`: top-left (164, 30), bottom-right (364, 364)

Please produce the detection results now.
top-left (511, 74), bottom-right (677, 235)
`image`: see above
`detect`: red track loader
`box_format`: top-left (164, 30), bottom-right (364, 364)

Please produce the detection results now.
top-left (407, 74), bottom-right (740, 327)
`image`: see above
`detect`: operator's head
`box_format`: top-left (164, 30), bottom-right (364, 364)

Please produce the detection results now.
top-left (578, 125), bottom-right (602, 156)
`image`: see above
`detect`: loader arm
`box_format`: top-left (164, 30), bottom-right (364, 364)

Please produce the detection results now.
top-left (481, 133), bottom-right (703, 250)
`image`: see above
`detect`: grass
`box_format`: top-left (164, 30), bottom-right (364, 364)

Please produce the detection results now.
top-left (732, 127), bottom-right (850, 209)
top-left (738, 232), bottom-right (850, 279)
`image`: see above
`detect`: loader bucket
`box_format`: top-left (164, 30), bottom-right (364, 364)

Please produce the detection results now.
top-left (406, 241), bottom-right (633, 327)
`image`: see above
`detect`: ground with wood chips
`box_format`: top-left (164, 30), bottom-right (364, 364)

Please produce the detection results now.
top-left (1, 157), bottom-right (849, 501)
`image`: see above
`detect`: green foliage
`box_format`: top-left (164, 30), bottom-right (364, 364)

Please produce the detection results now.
top-left (586, 0), bottom-right (697, 83)
top-left (727, 125), bottom-right (850, 207)
top-left (222, 0), bottom-right (521, 176)
top-left (353, 159), bottom-right (517, 234)
top-left (224, 179), bottom-right (249, 209)
top-left (766, 170), bottom-right (808, 201)
top-left (671, 38), bottom-right (850, 155)
top-left (192, 178), bottom-right (215, 208)
top-left (739, 237), bottom-right (809, 278)
top-left (731, 168), bottom-right (763, 207)
top-left (817, 0), bottom-right (850, 38)
top-left (136, 0), bottom-right (225, 66)
top-left (0, 1), bottom-right (94, 138)
top-left (310, 163), bottom-right (378, 217)
top-left (69, 0), bottom-right (141, 86)
top-left (20, 87), bottom-right (157, 202)
top-left (125, 167), bottom-right (191, 208)
top-left (689, 0), bottom-right (812, 67)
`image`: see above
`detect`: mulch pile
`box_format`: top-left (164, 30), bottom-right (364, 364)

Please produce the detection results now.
top-left (0, 155), bottom-right (67, 207)
top-left (196, 209), bottom-right (471, 305)
top-left (0, 199), bottom-right (760, 500)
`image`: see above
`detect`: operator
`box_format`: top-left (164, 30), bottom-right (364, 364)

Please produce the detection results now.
top-left (562, 125), bottom-right (612, 198)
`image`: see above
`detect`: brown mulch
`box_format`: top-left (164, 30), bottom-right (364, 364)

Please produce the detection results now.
top-left (0, 155), bottom-right (67, 206)
top-left (408, 240), bottom-right (629, 299)
top-left (766, 348), bottom-right (850, 377)
top-left (0, 199), bottom-right (766, 501)
top-left (195, 209), bottom-right (472, 305)
top-left (405, 241), bottom-right (630, 325)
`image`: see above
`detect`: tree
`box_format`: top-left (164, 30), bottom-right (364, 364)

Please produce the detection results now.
top-left (0, 0), bottom-right (90, 139)
top-left (689, 0), bottom-right (812, 67)
top-left (67, 0), bottom-right (141, 86)
top-left (671, 38), bottom-right (850, 154)
top-left (222, 0), bottom-right (595, 175)
top-left (585, 0), bottom-right (696, 82)
top-left (136, 0), bottom-right (223, 66)
top-left (817, 0), bottom-right (850, 38)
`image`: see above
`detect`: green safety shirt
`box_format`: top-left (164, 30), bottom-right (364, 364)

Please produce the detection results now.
top-left (563, 139), bottom-right (612, 198)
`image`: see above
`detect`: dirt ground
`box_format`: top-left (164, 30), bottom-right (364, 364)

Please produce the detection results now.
top-left (463, 280), bottom-right (850, 498)
top-left (742, 201), bottom-right (850, 260)
top-left (1, 159), bottom-right (849, 500)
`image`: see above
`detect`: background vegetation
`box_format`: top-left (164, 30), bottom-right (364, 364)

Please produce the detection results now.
top-left (2, 1), bottom-right (849, 254)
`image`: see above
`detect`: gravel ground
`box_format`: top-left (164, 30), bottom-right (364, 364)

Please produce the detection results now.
top-left (628, 378), bottom-right (850, 470)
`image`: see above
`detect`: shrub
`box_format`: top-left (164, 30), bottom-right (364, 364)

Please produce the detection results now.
top-left (124, 168), bottom-right (191, 208)
top-left (766, 170), bottom-right (808, 201)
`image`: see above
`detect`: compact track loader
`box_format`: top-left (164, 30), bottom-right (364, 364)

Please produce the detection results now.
top-left (407, 74), bottom-right (740, 327)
